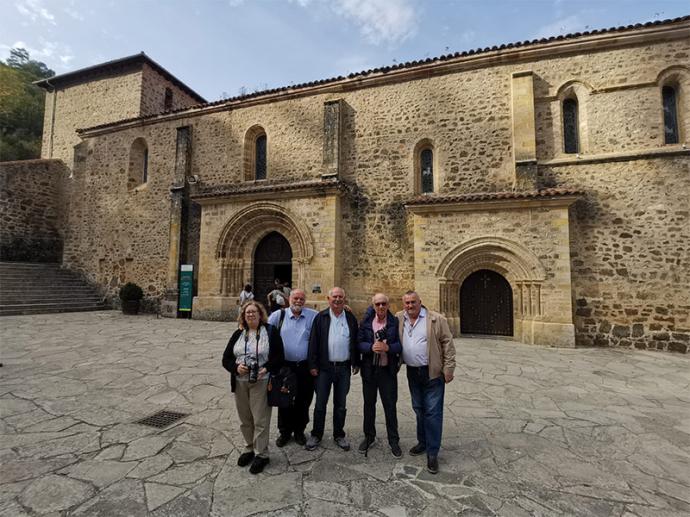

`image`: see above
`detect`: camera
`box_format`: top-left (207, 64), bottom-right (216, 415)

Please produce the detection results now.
top-left (374, 328), bottom-right (387, 342)
top-left (246, 357), bottom-right (259, 384)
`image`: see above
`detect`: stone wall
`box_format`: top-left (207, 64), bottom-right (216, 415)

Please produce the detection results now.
top-left (546, 155), bottom-right (690, 353)
top-left (41, 70), bottom-right (144, 165)
top-left (0, 159), bottom-right (69, 262)
top-left (140, 64), bottom-right (202, 115)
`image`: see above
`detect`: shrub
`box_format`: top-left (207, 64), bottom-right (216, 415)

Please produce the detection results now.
top-left (119, 282), bottom-right (144, 302)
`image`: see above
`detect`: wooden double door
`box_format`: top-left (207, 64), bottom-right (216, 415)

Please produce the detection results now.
top-left (460, 269), bottom-right (513, 336)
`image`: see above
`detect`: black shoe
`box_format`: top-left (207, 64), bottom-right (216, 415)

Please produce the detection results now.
top-left (294, 432), bottom-right (306, 446)
top-left (390, 442), bottom-right (403, 458)
top-left (409, 443), bottom-right (426, 456)
top-left (358, 437), bottom-right (375, 454)
top-left (276, 434), bottom-right (291, 447)
top-left (237, 451), bottom-right (255, 467)
top-left (249, 455), bottom-right (270, 474)
top-left (427, 455), bottom-right (439, 474)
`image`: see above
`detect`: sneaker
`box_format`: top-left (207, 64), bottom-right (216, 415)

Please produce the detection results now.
top-left (294, 432), bottom-right (307, 446)
top-left (390, 442), bottom-right (403, 458)
top-left (276, 434), bottom-right (291, 448)
top-left (409, 443), bottom-right (426, 456)
top-left (249, 455), bottom-right (270, 475)
top-left (358, 437), bottom-right (375, 454)
top-left (334, 436), bottom-right (351, 451)
top-left (237, 451), bottom-right (255, 467)
top-left (305, 435), bottom-right (321, 451)
top-left (426, 455), bottom-right (439, 474)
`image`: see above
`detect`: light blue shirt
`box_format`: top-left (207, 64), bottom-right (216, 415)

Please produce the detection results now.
top-left (402, 308), bottom-right (428, 366)
top-left (268, 307), bottom-right (317, 362)
top-left (327, 309), bottom-right (350, 362)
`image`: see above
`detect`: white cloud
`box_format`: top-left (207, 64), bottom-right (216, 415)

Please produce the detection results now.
top-left (63, 7), bottom-right (84, 21)
top-left (14, 0), bottom-right (56, 25)
top-left (2, 39), bottom-right (74, 70)
top-left (292, 0), bottom-right (418, 45)
top-left (533, 15), bottom-right (586, 39)
top-left (334, 0), bottom-right (417, 45)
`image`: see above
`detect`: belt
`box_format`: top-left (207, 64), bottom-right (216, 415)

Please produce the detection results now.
top-left (329, 361), bottom-right (350, 367)
top-left (406, 364), bottom-right (429, 370)
top-left (285, 360), bottom-right (307, 367)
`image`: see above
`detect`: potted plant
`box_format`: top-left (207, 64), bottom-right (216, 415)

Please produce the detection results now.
top-left (119, 282), bottom-right (144, 315)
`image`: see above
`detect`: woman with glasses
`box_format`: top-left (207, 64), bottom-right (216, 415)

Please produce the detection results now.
top-left (222, 301), bottom-right (284, 474)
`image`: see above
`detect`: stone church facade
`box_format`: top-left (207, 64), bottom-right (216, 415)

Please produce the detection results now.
top-left (10, 18), bottom-right (689, 351)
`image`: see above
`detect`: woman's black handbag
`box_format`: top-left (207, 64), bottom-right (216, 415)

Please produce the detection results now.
top-left (267, 367), bottom-right (297, 408)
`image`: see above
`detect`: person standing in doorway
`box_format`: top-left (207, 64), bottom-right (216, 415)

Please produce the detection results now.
top-left (239, 284), bottom-right (254, 305)
top-left (397, 290), bottom-right (455, 474)
top-left (267, 279), bottom-right (287, 313)
top-left (305, 287), bottom-right (360, 451)
top-left (357, 293), bottom-right (402, 457)
top-left (268, 288), bottom-right (318, 447)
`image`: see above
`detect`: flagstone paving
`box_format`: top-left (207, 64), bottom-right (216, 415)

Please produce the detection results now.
top-left (1, 311), bottom-right (689, 516)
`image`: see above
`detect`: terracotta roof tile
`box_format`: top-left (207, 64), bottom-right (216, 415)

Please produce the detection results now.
top-left (191, 177), bottom-right (346, 199)
top-left (406, 188), bottom-right (582, 205)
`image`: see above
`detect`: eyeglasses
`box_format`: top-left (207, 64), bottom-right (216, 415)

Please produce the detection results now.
top-left (374, 302), bottom-right (387, 307)
top-left (245, 310), bottom-right (258, 315)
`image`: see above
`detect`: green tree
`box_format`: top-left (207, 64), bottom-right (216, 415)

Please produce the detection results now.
top-left (0, 48), bottom-right (55, 161)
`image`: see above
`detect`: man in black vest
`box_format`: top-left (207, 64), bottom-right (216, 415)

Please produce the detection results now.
top-left (305, 286), bottom-right (360, 451)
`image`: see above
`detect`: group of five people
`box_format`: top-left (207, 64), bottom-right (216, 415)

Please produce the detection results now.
top-left (222, 286), bottom-right (455, 475)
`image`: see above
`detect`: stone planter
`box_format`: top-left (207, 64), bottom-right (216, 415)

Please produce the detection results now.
top-left (121, 300), bottom-right (141, 315)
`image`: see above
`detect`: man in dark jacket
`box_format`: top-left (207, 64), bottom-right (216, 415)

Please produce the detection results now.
top-left (357, 293), bottom-right (402, 457)
top-left (305, 286), bottom-right (360, 451)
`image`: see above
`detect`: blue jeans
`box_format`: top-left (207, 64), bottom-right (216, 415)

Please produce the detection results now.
top-left (311, 363), bottom-right (351, 439)
top-left (406, 365), bottom-right (445, 456)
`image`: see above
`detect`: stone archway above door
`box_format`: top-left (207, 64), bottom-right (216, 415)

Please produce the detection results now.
top-left (215, 203), bottom-right (314, 298)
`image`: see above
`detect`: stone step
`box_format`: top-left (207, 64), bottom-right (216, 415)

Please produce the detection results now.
top-left (0, 296), bottom-right (103, 304)
top-left (0, 304), bottom-right (111, 316)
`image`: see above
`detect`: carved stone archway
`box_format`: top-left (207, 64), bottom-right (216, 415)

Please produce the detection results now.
top-left (435, 236), bottom-right (546, 336)
top-left (215, 203), bottom-right (314, 297)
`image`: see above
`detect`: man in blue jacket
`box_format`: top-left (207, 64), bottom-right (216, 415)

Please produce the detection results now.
top-left (357, 293), bottom-right (402, 457)
top-left (305, 286), bottom-right (360, 451)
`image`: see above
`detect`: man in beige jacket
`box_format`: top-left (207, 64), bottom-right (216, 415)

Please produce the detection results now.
top-left (397, 290), bottom-right (455, 474)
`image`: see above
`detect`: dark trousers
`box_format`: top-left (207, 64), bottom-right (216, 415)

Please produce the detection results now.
top-left (361, 362), bottom-right (399, 445)
top-left (277, 361), bottom-right (314, 436)
top-left (311, 362), bottom-right (351, 439)
top-left (406, 365), bottom-right (445, 456)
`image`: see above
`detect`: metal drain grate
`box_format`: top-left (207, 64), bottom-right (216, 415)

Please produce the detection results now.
top-left (135, 410), bottom-right (188, 429)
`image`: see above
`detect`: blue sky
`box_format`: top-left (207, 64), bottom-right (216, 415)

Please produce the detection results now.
top-left (1, 0), bottom-right (687, 101)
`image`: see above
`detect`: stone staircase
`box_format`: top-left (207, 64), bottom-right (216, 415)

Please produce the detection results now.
top-left (0, 262), bottom-right (109, 316)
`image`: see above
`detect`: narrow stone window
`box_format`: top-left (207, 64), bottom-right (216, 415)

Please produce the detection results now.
top-left (164, 88), bottom-right (173, 111)
top-left (128, 137), bottom-right (148, 189)
top-left (563, 98), bottom-right (579, 154)
top-left (663, 85), bottom-right (679, 144)
top-left (255, 134), bottom-right (267, 180)
top-left (420, 148), bottom-right (434, 194)
top-left (243, 125), bottom-right (268, 181)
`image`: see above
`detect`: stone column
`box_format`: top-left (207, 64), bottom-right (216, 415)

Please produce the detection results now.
top-left (160, 126), bottom-right (192, 317)
top-left (511, 71), bottom-right (539, 191)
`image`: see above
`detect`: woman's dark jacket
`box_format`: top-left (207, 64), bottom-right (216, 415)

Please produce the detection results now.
top-left (308, 309), bottom-right (361, 371)
top-left (357, 306), bottom-right (401, 376)
top-left (222, 323), bottom-right (285, 392)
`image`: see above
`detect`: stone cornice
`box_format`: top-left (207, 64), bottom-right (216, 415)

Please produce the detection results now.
top-left (191, 178), bottom-right (347, 205)
top-left (77, 20), bottom-right (690, 138)
top-left (539, 146), bottom-right (689, 166)
top-left (406, 190), bottom-right (581, 214)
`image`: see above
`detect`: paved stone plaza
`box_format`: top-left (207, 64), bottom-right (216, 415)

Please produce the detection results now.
top-left (1, 312), bottom-right (689, 516)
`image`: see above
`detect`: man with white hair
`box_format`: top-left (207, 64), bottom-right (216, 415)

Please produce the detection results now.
top-left (268, 288), bottom-right (318, 447)
top-left (305, 287), bottom-right (360, 451)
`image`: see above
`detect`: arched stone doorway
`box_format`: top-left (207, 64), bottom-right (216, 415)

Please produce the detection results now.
top-left (253, 232), bottom-right (292, 305)
top-left (460, 269), bottom-right (513, 336)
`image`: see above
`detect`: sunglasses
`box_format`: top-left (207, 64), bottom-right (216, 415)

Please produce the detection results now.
top-left (374, 302), bottom-right (388, 307)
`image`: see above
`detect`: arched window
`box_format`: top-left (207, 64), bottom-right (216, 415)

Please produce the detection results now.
top-left (420, 148), bottom-right (434, 193)
top-left (662, 85), bottom-right (679, 144)
top-left (128, 138), bottom-right (148, 189)
top-left (244, 125), bottom-right (267, 181)
top-left (413, 139), bottom-right (435, 194)
top-left (562, 97), bottom-right (579, 154)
